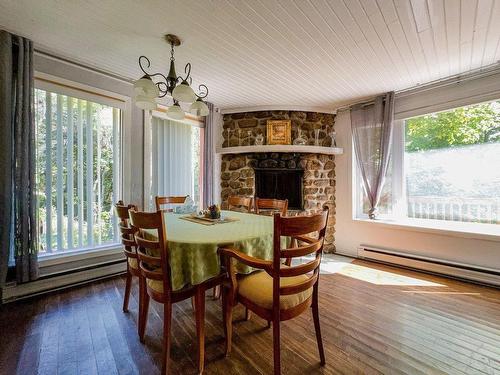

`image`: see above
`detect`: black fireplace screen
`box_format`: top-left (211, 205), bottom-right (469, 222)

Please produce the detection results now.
top-left (254, 168), bottom-right (303, 210)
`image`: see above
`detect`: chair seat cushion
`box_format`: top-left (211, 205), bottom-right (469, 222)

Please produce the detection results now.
top-left (237, 270), bottom-right (313, 310)
top-left (147, 279), bottom-right (163, 293)
top-left (127, 258), bottom-right (138, 269)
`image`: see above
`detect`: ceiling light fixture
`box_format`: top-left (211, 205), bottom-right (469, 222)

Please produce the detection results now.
top-left (133, 34), bottom-right (209, 119)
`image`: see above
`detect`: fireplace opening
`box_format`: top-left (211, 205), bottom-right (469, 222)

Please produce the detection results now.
top-left (254, 168), bottom-right (303, 210)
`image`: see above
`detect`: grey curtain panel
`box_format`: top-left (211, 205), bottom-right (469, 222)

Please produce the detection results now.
top-left (351, 92), bottom-right (395, 219)
top-left (0, 30), bottom-right (38, 287)
top-left (202, 102), bottom-right (215, 207)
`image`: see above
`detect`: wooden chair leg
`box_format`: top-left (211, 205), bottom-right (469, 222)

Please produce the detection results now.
top-left (312, 287), bottom-right (325, 366)
top-left (212, 286), bottom-right (220, 300)
top-left (162, 302), bottom-right (172, 375)
top-left (272, 316), bottom-right (281, 375)
top-left (266, 320), bottom-right (271, 329)
top-left (191, 296), bottom-right (195, 311)
top-left (123, 270), bottom-right (132, 312)
top-left (138, 277), bottom-right (150, 343)
top-left (245, 307), bottom-right (251, 321)
top-left (195, 287), bottom-right (206, 374)
top-left (221, 287), bottom-right (233, 356)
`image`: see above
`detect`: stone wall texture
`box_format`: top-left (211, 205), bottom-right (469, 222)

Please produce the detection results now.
top-left (221, 110), bottom-right (337, 252)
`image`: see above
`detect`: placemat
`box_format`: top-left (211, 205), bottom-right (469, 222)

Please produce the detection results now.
top-left (179, 215), bottom-right (240, 226)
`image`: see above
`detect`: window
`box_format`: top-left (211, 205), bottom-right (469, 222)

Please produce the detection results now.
top-left (34, 84), bottom-right (122, 256)
top-left (355, 100), bottom-right (500, 229)
top-left (150, 116), bottom-right (203, 208)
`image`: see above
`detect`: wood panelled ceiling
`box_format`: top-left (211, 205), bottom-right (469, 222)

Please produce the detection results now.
top-left (1, 0), bottom-right (500, 110)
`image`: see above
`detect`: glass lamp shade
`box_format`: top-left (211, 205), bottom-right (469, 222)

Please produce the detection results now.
top-left (189, 99), bottom-right (209, 116)
top-left (135, 94), bottom-right (157, 110)
top-left (172, 81), bottom-right (197, 103)
top-left (166, 103), bottom-right (185, 120)
top-left (133, 76), bottom-right (159, 98)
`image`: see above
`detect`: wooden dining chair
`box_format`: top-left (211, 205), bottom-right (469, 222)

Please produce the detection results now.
top-left (218, 207), bottom-right (329, 375)
top-left (115, 201), bottom-right (139, 313)
top-left (227, 195), bottom-right (253, 213)
top-left (129, 209), bottom-right (218, 374)
top-left (155, 195), bottom-right (188, 211)
top-left (254, 197), bottom-right (288, 216)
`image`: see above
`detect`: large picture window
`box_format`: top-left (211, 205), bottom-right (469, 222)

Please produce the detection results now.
top-left (34, 84), bottom-right (122, 256)
top-left (356, 100), bottom-right (500, 230)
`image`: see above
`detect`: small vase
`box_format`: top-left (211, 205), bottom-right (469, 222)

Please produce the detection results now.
top-left (255, 133), bottom-right (264, 145)
top-left (293, 128), bottom-right (307, 145)
top-left (314, 129), bottom-right (321, 146)
top-left (330, 131), bottom-right (337, 147)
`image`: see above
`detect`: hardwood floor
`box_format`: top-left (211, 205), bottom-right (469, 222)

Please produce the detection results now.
top-left (1, 258), bottom-right (499, 375)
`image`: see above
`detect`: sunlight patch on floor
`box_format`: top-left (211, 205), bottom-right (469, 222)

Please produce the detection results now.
top-left (337, 263), bottom-right (444, 286)
top-left (295, 254), bottom-right (353, 274)
top-left (401, 291), bottom-right (480, 295)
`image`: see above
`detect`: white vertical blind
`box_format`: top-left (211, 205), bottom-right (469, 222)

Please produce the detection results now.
top-left (44, 92), bottom-right (53, 253)
top-left (151, 117), bottom-right (194, 199)
top-left (35, 88), bottom-right (121, 254)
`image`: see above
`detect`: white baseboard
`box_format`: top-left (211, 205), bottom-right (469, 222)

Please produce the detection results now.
top-left (357, 246), bottom-right (500, 287)
top-left (2, 261), bottom-right (126, 303)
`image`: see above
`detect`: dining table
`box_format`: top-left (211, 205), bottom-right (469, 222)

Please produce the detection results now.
top-left (144, 209), bottom-right (277, 291)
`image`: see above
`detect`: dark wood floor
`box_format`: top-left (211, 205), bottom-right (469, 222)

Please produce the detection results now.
top-left (1, 259), bottom-right (499, 375)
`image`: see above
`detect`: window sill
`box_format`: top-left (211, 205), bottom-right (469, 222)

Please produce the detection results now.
top-left (353, 217), bottom-right (500, 242)
top-left (38, 244), bottom-right (124, 277)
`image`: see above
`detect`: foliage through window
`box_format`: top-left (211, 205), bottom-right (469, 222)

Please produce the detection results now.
top-left (356, 100), bottom-right (500, 227)
top-left (35, 87), bottom-right (121, 255)
top-left (405, 101), bottom-right (500, 224)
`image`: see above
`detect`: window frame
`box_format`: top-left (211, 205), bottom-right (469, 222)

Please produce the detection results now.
top-left (33, 72), bottom-right (132, 262)
top-left (353, 106), bottom-right (500, 239)
top-left (143, 106), bottom-right (205, 211)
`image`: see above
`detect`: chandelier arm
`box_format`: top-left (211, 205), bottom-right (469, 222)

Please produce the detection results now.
top-left (138, 55), bottom-right (151, 76)
top-left (157, 82), bottom-right (169, 97)
top-left (196, 84), bottom-right (209, 99)
top-left (139, 55), bottom-right (171, 86)
top-left (177, 62), bottom-right (192, 83)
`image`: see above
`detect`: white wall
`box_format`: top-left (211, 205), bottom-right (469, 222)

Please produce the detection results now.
top-left (334, 110), bottom-right (500, 270)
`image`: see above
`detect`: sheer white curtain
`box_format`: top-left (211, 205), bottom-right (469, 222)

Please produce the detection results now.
top-left (151, 117), bottom-right (193, 200)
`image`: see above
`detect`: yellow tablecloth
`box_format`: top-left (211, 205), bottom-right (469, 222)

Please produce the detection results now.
top-left (144, 211), bottom-right (275, 291)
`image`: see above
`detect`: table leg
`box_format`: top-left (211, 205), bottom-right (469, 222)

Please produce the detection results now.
top-left (195, 286), bottom-right (205, 374)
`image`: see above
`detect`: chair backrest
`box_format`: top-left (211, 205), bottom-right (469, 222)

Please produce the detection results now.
top-left (271, 207), bottom-right (329, 308)
top-left (155, 195), bottom-right (188, 211)
top-left (254, 197), bottom-right (288, 216)
top-left (115, 201), bottom-right (138, 259)
top-left (129, 209), bottom-right (171, 294)
top-left (227, 196), bottom-right (253, 213)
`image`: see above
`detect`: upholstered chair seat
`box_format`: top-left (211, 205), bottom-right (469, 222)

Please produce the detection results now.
top-left (238, 269), bottom-right (313, 310)
top-left (127, 257), bottom-right (139, 269)
top-left (146, 279), bottom-right (164, 293)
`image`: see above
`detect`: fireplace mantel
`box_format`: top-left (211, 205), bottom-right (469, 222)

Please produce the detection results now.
top-left (216, 145), bottom-right (343, 155)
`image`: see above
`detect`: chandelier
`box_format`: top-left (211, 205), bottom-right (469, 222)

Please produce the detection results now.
top-left (133, 34), bottom-right (209, 119)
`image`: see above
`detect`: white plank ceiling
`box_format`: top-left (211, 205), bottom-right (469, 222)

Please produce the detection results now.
top-left (1, 0), bottom-right (500, 110)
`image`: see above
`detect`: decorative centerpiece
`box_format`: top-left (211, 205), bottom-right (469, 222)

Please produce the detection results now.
top-left (203, 204), bottom-right (221, 219)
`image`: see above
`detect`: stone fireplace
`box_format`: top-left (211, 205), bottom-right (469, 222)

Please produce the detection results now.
top-left (219, 110), bottom-right (337, 252)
